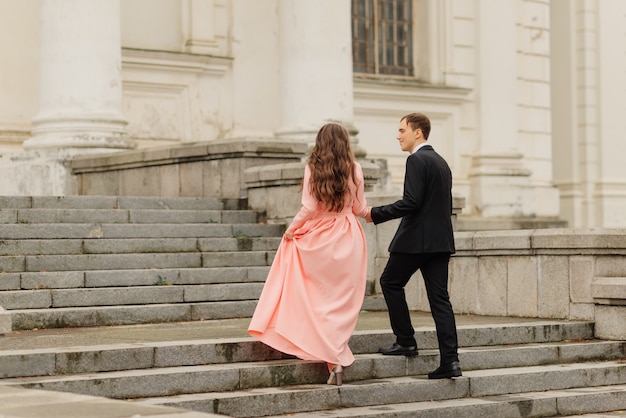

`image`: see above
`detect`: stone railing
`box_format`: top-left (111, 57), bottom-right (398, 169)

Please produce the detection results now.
top-left (379, 228), bottom-right (626, 340)
top-left (71, 139), bottom-right (309, 199)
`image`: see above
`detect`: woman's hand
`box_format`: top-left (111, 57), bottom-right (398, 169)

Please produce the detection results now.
top-left (284, 231), bottom-right (294, 240)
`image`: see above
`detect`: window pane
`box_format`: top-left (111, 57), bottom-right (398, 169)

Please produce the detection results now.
top-left (352, 0), bottom-right (412, 76)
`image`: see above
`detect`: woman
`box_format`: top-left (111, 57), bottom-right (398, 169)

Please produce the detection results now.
top-left (248, 123), bottom-right (368, 386)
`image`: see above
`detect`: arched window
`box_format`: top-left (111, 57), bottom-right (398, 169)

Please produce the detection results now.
top-left (352, 0), bottom-right (413, 76)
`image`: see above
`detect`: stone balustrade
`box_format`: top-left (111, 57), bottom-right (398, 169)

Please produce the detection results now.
top-left (371, 228), bottom-right (626, 340)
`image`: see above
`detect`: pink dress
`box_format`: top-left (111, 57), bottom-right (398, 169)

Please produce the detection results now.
top-left (248, 162), bottom-right (368, 367)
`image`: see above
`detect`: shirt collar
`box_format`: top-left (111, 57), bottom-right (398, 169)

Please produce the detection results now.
top-left (411, 142), bottom-right (429, 154)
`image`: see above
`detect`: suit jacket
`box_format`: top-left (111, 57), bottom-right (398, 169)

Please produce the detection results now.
top-left (371, 144), bottom-right (455, 254)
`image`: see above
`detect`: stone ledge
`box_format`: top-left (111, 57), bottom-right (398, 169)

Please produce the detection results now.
top-left (592, 277), bottom-right (626, 304)
top-left (71, 139), bottom-right (309, 173)
top-left (455, 229), bottom-right (626, 255)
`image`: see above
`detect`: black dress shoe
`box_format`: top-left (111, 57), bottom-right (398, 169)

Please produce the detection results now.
top-left (428, 361), bottom-right (462, 379)
top-left (378, 343), bottom-right (418, 356)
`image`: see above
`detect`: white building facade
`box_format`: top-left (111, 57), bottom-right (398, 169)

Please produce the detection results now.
top-left (0, 0), bottom-right (625, 228)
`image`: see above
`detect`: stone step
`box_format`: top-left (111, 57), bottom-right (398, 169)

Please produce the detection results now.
top-left (10, 300), bottom-right (259, 329)
top-left (0, 236), bottom-right (282, 256)
top-left (0, 222), bottom-right (284, 239)
top-left (260, 384), bottom-right (626, 418)
top-left (6, 294), bottom-right (381, 330)
top-left (0, 250), bottom-right (276, 273)
top-left (0, 208), bottom-right (260, 224)
top-left (0, 321), bottom-right (599, 378)
top-left (0, 196), bottom-right (232, 211)
top-left (0, 283), bottom-right (265, 310)
top-left (2, 355), bottom-right (624, 413)
top-left (2, 267), bottom-right (271, 290)
top-left (135, 361), bottom-right (626, 417)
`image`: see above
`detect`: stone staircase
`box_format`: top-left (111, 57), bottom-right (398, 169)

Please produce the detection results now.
top-left (0, 195), bottom-right (625, 417)
top-left (0, 317), bottom-right (625, 417)
top-left (0, 195), bottom-right (282, 330)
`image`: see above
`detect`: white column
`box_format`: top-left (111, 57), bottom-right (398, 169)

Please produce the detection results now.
top-left (595, 0), bottom-right (626, 227)
top-left (22, 0), bottom-right (133, 151)
top-left (468, 0), bottom-right (533, 217)
top-left (276, 0), bottom-right (356, 142)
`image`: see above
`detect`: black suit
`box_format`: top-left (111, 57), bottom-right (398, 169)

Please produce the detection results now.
top-left (371, 144), bottom-right (459, 365)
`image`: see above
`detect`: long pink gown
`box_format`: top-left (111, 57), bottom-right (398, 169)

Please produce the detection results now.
top-left (248, 162), bottom-right (368, 367)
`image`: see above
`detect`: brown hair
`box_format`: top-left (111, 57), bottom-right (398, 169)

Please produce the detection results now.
top-left (308, 123), bottom-right (356, 212)
top-left (401, 112), bottom-right (431, 140)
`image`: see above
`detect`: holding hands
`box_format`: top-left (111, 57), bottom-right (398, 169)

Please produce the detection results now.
top-left (365, 207), bottom-right (373, 223)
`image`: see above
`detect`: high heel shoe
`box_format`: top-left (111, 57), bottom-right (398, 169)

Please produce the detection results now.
top-left (326, 364), bottom-right (344, 386)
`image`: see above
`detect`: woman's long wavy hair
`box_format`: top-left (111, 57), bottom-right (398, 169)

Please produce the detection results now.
top-left (308, 123), bottom-right (356, 213)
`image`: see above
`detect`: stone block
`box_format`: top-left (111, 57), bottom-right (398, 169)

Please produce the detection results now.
top-left (159, 163), bottom-right (180, 196)
top-left (569, 256), bottom-right (594, 302)
top-left (176, 267), bottom-right (245, 285)
top-left (191, 300), bottom-right (257, 320)
top-left (79, 170), bottom-right (120, 195)
top-left (216, 158), bottom-right (242, 199)
top-left (26, 253), bottom-right (201, 272)
top-left (532, 228), bottom-right (626, 249)
top-left (594, 255), bottom-right (626, 277)
top-left (558, 340), bottom-right (626, 363)
top-left (0, 273), bottom-right (20, 290)
top-left (0, 209), bottom-right (17, 223)
top-left (0, 350), bottom-right (55, 377)
top-left (55, 346), bottom-right (154, 374)
top-left (21, 271), bottom-right (85, 289)
top-left (473, 230), bottom-right (532, 251)
top-left (592, 276), bottom-right (626, 300)
top-left (507, 256), bottom-right (538, 317)
top-left (182, 283), bottom-right (263, 302)
top-left (568, 302), bottom-right (594, 320)
top-left (0, 196), bottom-right (32, 209)
top-left (51, 287), bottom-right (184, 307)
top-left (179, 161), bottom-right (205, 197)
top-left (460, 344), bottom-right (557, 370)
top-left (477, 257), bottom-right (508, 316)
top-left (85, 269), bottom-right (179, 287)
top-left (594, 305), bottom-right (626, 340)
top-left (454, 231), bottom-right (474, 251)
top-left (449, 256), bottom-right (479, 314)
top-left (202, 252), bottom-right (268, 268)
top-left (0, 256), bottom-right (25, 272)
top-left (556, 386), bottom-right (626, 416)
top-left (0, 290), bottom-right (51, 309)
top-left (9, 303), bottom-right (189, 330)
top-left (119, 166), bottom-right (161, 196)
top-left (537, 255), bottom-right (570, 319)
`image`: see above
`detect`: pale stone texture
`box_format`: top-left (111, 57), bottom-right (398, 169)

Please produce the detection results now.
top-left (449, 256), bottom-right (479, 314)
top-left (569, 256), bottom-right (595, 302)
top-left (477, 257), bottom-right (508, 315)
top-left (537, 256), bottom-right (570, 318)
top-left (507, 257), bottom-right (538, 317)
top-left (594, 305), bottom-right (626, 340)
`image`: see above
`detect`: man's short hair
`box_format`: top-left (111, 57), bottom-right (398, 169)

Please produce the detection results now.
top-left (401, 113), bottom-right (431, 140)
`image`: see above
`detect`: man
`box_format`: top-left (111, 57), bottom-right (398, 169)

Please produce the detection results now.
top-left (365, 112), bottom-right (461, 379)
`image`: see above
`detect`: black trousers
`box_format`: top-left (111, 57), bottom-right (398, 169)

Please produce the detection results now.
top-left (380, 252), bottom-right (459, 365)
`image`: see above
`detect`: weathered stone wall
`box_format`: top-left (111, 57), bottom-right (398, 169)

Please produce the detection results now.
top-left (70, 139), bottom-right (308, 199)
top-left (366, 227), bottom-right (626, 339)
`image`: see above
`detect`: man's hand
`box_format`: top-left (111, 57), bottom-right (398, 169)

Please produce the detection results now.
top-left (365, 207), bottom-right (373, 223)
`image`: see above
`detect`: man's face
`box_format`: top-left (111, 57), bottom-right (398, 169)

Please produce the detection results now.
top-left (397, 118), bottom-right (420, 153)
